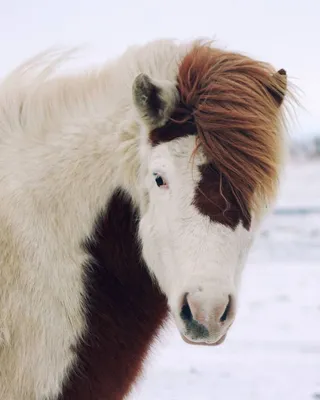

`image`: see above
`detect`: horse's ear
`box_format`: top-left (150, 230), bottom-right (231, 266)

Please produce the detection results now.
top-left (267, 69), bottom-right (287, 107)
top-left (132, 73), bottom-right (178, 127)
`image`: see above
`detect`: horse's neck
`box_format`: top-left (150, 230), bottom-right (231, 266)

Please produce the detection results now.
top-left (1, 59), bottom-right (143, 243)
top-left (1, 41), bottom-right (184, 242)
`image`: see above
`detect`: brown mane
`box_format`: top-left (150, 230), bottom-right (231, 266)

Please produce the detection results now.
top-left (180, 42), bottom-right (289, 215)
top-left (152, 42), bottom-right (290, 219)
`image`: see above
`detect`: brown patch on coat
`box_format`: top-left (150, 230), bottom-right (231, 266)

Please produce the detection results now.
top-left (150, 41), bottom-right (288, 227)
top-left (59, 189), bottom-right (168, 400)
top-left (194, 163), bottom-right (251, 230)
top-left (150, 106), bottom-right (196, 146)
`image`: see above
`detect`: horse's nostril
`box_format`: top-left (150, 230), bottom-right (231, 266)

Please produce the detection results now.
top-left (180, 293), bottom-right (210, 340)
top-left (220, 295), bottom-right (232, 323)
top-left (180, 293), bottom-right (193, 322)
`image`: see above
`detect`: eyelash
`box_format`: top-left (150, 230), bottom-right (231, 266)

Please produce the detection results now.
top-left (153, 173), bottom-right (168, 188)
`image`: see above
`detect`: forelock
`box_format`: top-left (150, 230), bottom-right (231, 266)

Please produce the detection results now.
top-left (149, 40), bottom-right (292, 225)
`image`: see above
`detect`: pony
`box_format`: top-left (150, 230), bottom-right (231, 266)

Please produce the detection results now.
top-left (0, 38), bottom-right (289, 399)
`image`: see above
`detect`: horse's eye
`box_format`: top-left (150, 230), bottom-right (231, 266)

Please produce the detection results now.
top-left (155, 176), bottom-right (164, 186)
top-left (153, 173), bottom-right (167, 188)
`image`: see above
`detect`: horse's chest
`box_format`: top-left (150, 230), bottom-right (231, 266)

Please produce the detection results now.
top-left (58, 190), bottom-right (168, 400)
top-left (0, 191), bottom-right (167, 400)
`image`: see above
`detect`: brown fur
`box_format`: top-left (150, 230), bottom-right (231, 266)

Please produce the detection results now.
top-left (151, 42), bottom-right (288, 224)
top-left (59, 189), bottom-right (168, 400)
top-left (194, 163), bottom-right (251, 230)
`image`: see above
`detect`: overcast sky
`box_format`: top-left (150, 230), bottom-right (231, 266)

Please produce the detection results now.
top-left (1, 0), bottom-right (319, 137)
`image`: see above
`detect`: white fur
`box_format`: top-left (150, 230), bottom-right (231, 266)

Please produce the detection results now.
top-left (0, 39), bottom-right (267, 399)
top-left (138, 136), bottom-right (255, 342)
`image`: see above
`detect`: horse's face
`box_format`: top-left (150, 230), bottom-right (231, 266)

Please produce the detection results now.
top-left (132, 46), bottom-right (287, 345)
top-left (138, 134), bottom-right (255, 345)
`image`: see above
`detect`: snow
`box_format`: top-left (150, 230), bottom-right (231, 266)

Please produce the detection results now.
top-left (129, 161), bottom-right (320, 400)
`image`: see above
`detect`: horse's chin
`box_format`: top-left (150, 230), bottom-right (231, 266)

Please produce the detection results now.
top-left (180, 333), bottom-right (227, 347)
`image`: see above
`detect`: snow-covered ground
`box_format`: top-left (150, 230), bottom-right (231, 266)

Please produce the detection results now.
top-left (129, 161), bottom-right (320, 400)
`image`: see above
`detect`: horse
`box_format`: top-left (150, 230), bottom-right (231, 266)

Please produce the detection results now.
top-left (0, 38), bottom-right (289, 399)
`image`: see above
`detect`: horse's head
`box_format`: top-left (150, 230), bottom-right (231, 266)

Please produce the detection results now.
top-left (132, 42), bottom-right (288, 345)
